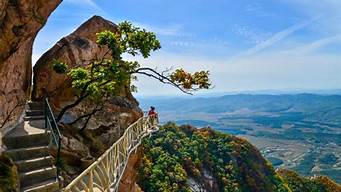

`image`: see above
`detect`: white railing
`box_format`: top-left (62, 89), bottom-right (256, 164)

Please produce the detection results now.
top-left (63, 116), bottom-right (158, 192)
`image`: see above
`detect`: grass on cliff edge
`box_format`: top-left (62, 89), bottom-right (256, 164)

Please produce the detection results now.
top-left (137, 123), bottom-right (340, 192)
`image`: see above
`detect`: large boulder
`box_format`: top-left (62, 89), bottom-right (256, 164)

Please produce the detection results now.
top-left (32, 15), bottom-right (142, 129)
top-left (0, 0), bottom-right (61, 147)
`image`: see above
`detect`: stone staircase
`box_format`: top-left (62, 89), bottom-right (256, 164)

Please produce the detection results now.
top-left (3, 101), bottom-right (59, 192)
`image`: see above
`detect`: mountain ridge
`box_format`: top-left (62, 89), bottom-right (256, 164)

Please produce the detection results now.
top-left (137, 123), bottom-right (341, 192)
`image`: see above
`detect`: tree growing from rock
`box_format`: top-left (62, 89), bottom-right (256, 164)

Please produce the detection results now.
top-left (53, 21), bottom-right (211, 123)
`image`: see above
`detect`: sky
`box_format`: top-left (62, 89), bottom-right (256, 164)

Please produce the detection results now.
top-left (33, 0), bottom-right (341, 96)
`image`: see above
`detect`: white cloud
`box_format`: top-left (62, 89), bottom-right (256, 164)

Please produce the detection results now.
top-left (134, 23), bottom-right (192, 37)
top-left (291, 35), bottom-right (341, 54)
top-left (231, 24), bottom-right (272, 45)
top-left (148, 24), bottom-right (183, 36)
top-left (241, 16), bottom-right (321, 56)
top-left (281, 0), bottom-right (341, 34)
top-left (244, 3), bottom-right (262, 13)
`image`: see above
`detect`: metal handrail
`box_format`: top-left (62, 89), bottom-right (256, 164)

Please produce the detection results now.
top-left (44, 98), bottom-right (62, 184)
top-left (63, 115), bottom-right (158, 192)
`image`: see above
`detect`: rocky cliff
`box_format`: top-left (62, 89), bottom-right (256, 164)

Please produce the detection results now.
top-left (119, 147), bottom-right (144, 192)
top-left (32, 16), bottom-right (142, 184)
top-left (0, 0), bottom-right (61, 136)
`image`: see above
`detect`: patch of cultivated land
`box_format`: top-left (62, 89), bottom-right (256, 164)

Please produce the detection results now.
top-left (240, 135), bottom-right (311, 168)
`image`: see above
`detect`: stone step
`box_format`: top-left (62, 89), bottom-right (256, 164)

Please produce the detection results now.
top-left (24, 116), bottom-right (45, 121)
top-left (3, 133), bottom-right (49, 149)
top-left (4, 146), bottom-right (49, 161)
top-left (26, 109), bottom-right (45, 116)
top-left (28, 102), bottom-right (44, 110)
top-left (21, 178), bottom-right (59, 192)
top-left (5, 121), bottom-right (46, 137)
top-left (20, 166), bottom-right (57, 188)
top-left (16, 156), bottom-right (54, 173)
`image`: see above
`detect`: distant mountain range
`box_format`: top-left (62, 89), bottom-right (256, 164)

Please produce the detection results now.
top-left (139, 94), bottom-right (341, 121)
top-left (137, 89), bottom-right (341, 100)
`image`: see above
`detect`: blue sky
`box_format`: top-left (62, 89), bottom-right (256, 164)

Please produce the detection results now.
top-left (33, 0), bottom-right (341, 96)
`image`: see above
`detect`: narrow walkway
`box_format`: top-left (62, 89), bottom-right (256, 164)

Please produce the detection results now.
top-left (3, 101), bottom-right (59, 192)
top-left (63, 116), bottom-right (158, 192)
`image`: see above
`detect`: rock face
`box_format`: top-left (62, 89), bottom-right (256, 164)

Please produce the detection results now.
top-left (0, 0), bottom-right (61, 149)
top-left (32, 15), bottom-right (117, 106)
top-left (32, 16), bottom-right (143, 184)
top-left (0, 0), bottom-right (62, 123)
top-left (119, 147), bottom-right (144, 192)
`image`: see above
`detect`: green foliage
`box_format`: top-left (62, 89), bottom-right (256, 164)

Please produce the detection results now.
top-left (277, 169), bottom-right (341, 192)
top-left (97, 21), bottom-right (161, 59)
top-left (52, 59), bottom-right (68, 74)
top-left (138, 123), bottom-right (292, 192)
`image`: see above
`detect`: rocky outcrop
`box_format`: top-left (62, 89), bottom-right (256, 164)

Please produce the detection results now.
top-left (32, 15), bottom-right (142, 128)
top-left (32, 16), bottom-right (143, 184)
top-left (32, 15), bottom-right (117, 104)
top-left (0, 0), bottom-right (61, 135)
top-left (119, 147), bottom-right (144, 192)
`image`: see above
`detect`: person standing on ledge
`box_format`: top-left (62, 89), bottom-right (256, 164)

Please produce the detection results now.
top-left (148, 106), bottom-right (158, 127)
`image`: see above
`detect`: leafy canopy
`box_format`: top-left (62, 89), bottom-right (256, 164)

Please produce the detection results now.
top-left (139, 123), bottom-right (292, 192)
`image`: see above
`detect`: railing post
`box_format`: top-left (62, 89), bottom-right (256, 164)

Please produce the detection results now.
top-left (43, 88), bottom-right (48, 129)
top-left (44, 99), bottom-right (48, 129)
top-left (104, 155), bottom-right (110, 190)
top-left (88, 170), bottom-right (94, 192)
top-left (57, 138), bottom-right (62, 183)
top-left (44, 97), bottom-right (63, 188)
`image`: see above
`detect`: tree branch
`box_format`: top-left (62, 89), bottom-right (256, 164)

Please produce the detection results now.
top-left (133, 67), bottom-right (193, 95)
top-left (56, 77), bottom-right (111, 122)
top-left (56, 93), bottom-right (89, 122)
top-left (68, 104), bottom-right (103, 126)
top-left (80, 115), bottom-right (91, 131)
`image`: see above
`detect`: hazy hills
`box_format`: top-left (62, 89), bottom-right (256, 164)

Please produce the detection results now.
top-left (140, 93), bottom-right (341, 113)
top-left (139, 94), bottom-right (341, 125)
